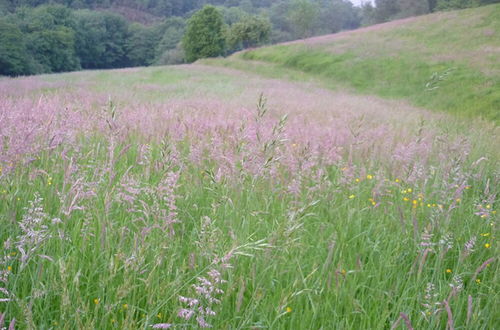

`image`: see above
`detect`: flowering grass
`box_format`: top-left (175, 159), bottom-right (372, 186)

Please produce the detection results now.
top-left (0, 62), bottom-right (499, 329)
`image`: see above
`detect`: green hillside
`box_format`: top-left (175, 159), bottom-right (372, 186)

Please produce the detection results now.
top-left (207, 4), bottom-right (500, 123)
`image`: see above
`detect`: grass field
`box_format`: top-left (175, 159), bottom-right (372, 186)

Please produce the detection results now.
top-left (1, 5), bottom-right (499, 330)
top-left (207, 4), bottom-right (500, 123)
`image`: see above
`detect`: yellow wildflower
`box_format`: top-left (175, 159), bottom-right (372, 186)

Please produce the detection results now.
top-left (476, 279), bottom-right (481, 284)
top-left (349, 194), bottom-right (355, 199)
top-left (403, 197), bottom-right (410, 202)
top-left (94, 298), bottom-right (99, 305)
top-left (480, 233), bottom-right (490, 237)
top-left (366, 174), bottom-right (373, 180)
top-left (446, 269), bottom-right (452, 274)
top-left (7, 266), bottom-right (12, 272)
top-left (395, 179), bottom-right (400, 183)
top-left (485, 243), bottom-right (491, 249)
top-left (486, 204), bottom-right (491, 209)
top-left (123, 304), bottom-right (128, 310)
top-left (286, 307), bottom-right (292, 313)
top-left (407, 188), bottom-right (412, 193)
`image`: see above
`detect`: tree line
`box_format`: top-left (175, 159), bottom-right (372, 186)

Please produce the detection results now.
top-left (0, 0), bottom-right (361, 76)
top-left (361, 0), bottom-right (499, 24)
top-left (1, 0), bottom-right (498, 76)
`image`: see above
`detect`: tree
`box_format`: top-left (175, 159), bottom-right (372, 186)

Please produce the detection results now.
top-left (0, 19), bottom-right (29, 76)
top-left (315, 0), bottom-right (360, 35)
top-left (269, 1), bottom-right (294, 42)
top-left (100, 12), bottom-right (129, 68)
top-left (25, 27), bottom-right (80, 73)
top-left (182, 5), bottom-right (226, 63)
top-left (435, 0), bottom-right (494, 9)
top-left (287, 0), bottom-right (318, 39)
top-left (227, 15), bottom-right (271, 52)
top-left (127, 23), bottom-right (163, 66)
top-left (74, 10), bottom-right (129, 69)
top-left (428, 0), bottom-right (438, 11)
top-left (154, 17), bottom-right (186, 63)
top-left (14, 5), bottom-right (80, 73)
top-left (373, 0), bottom-right (400, 22)
top-left (74, 10), bottom-right (107, 69)
top-left (397, 0), bottom-right (429, 17)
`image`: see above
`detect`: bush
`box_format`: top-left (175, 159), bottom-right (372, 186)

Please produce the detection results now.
top-left (182, 5), bottom-right (226, 63)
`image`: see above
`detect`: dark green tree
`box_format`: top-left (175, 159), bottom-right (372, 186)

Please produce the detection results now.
top-left (227, 15), bottom-right (271, 51)
top-left (14, 5), bottom-right (80, 73)
top-left (398, 0), bottom-right (430, 17)
top-left (127, 23), bottom-right (164, 66)
top-left (0, 19), bottom-right (29, 76)
top-left (74, 10), bottom-right (107, 69)
top-left (269, 1), bottom-right (293, 42)
top-left (373, 0), bottom-right (400, 22)
top-left (100, 12), bottom-right (129, 68)
top-left (74, 10), bottom-right (129, 69)
top-left (435, 0), bottom-right (498, 9)
top-left (287, 0), bottom-right (318, 39)
top-left (154, 17), bottom-right (186, 63)
top-left (182, 5), bottom-right (226, 63)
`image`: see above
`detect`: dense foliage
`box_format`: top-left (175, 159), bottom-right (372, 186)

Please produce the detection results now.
top-left (0, 0), bottom-right (364, 76)
top-left (362, 0), bottom-right (499, 24)
top-left (0, 0), bottom-right (498, 75)
top-left (183, 6), bottom-right (226, 63)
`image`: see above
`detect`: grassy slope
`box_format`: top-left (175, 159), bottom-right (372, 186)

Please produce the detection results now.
top-left (206, 4), bottom-right (500, 123)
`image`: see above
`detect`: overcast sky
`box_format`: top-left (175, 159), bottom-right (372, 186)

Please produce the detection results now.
top-left (349, 0), bottom-right (374, 6)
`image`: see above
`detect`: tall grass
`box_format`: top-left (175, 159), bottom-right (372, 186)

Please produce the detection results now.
top-left (237, 46), bottom-right (500, 123)
top-left (1, 72), bottom-right (498, 328)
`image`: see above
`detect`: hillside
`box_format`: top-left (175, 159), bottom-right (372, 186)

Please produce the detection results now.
top-left (206, 4), bottom-right (500, 122)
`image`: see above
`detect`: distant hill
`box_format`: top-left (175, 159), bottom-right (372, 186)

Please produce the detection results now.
top-left (221, 4), bottom-right (500, 122)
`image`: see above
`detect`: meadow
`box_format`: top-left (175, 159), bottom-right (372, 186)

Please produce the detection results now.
top-left (209, 4), bottom-right (500, 123)
top-left (1, 7), bottom-right (499, 330)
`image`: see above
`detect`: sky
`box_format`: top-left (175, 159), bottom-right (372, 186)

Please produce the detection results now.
top-left (349, 0), bottom-right (374, 6)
